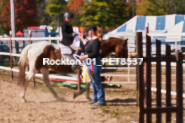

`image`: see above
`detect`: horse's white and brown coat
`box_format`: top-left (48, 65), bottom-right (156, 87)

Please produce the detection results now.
top-left (18, 38), bottom-right (128, 102)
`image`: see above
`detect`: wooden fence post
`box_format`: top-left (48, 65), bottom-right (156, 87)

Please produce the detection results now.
top-left (166, 44), bottom-right (171, 122)
top-left (145, 35), bottom-right (151, 122)
top-left (137, 32), bottom-right (183, 123)
top-left (136, 32), bottom-right (144, 123)
top-left (156, 40), bottom-right (162, 123)
top-left (176, 52), bottom-right (183, 123)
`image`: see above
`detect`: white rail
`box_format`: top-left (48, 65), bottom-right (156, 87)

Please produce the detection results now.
top-left (148, 33), bottom-right (185, 37)
top-left (0, 37), bottom-right (62, 41)
top-left (101, 74), bottom-right (185, 77)
top-left (0, 30), bottom-right (185, 85)
top-left (0, 66), bottom-right (77, 80)
top-left (151, 87), bottom-right (185, 98)
top-left (0, 52), bottom-right (20, 57)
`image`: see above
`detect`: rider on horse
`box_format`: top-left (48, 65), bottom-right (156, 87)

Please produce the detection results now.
top-left (60, 12), bottom-right (81, 51)
top-left (60, 12), bottom-right (82, 70)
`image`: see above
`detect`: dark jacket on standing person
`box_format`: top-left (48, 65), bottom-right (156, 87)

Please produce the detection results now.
top-left (84, 38), bottom-right (101, 58)
top-left (60, 21), bottom-right (74, 46)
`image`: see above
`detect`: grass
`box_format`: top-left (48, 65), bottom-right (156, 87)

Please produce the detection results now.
top-left (0, 57), bottom-right (19, 66)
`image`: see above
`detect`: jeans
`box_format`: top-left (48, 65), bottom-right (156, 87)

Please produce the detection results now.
top-left (86, 57), bottom-right (105, 104)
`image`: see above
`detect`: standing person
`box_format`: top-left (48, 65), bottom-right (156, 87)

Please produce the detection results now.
top-left (79, 26), bottom-right (106, 106)
top-left (60, 12), bottom-right (81, 51)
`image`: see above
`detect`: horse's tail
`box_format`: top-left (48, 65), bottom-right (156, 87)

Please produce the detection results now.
top-left (18, 44), bottom-right (32, 86)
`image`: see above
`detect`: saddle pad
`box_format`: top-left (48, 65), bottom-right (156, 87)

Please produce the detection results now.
top-left (58, 43), bottom-right (72, 55)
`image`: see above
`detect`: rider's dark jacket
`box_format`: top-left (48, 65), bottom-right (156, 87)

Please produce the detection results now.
top-left (60, 21), bottom-right (74, 46)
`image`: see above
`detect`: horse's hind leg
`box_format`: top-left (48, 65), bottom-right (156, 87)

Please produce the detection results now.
top-left (20, 80), bottom-right (29, 103)
top-left (40, 68), bottom-right (58, 99)
top-left (21, 67), bottom-right (36, 103)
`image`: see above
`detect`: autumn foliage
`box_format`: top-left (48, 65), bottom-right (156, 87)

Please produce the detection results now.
top-left (67, 0), bottom-right (86, 13)
top-left (1, 0), bottom-right (38, 32)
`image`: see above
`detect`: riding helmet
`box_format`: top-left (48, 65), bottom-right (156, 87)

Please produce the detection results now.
top-left (64, 12), bottom-right (74, 18)
top-left (87, 25), bottom-right (97, 32)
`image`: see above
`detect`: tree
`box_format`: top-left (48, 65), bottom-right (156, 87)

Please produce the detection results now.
top-left (66, 0), bottom-right (88, 26)
top-left (0, 1), bottom-right (11, 33)
top-left (136, 0), bottom-right (185, 15)
top-left (1, 0), bottom-right (38, 32)
top-left (36, 0), bottom-right (51, 25)
top-left (16, 0), bottom-right (38, 31)
top-left (147, 0), bottom-right (173, 15)
top-left (45, 0), bottom-right (66, 26)
top-left (0, 0), bottom-right (8, 34)
top-left (136, 0), bottom-right (151, 15)
top-left (67, 0), bottom-right (87, 13)
top-left (0, 0), bottom-right (7, 14)
top-left (80, 1), bottom-right (109, 27)
top-left (80, 0), bottom-right (127, 28)
top-left (171, 0), bottom-right (185, 14)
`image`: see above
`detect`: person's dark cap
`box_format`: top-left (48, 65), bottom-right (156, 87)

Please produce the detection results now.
top-left (64, 12), bottom-right (74, 18)
top-left (87, 26), bottom-right (97, 32)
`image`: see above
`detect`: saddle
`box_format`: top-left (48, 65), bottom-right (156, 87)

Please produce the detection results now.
top-left (59, 33), bottom-right (81, 59)
top-left (58, 43), bottom-right (83, 67)
top-left (58, 43), bottom-right (75, 63)
top-left (58, 43), bottom-right (72, 55)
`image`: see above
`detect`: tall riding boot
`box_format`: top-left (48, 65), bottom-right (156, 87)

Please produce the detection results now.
top-left (86, 82), bottom-right (91, 101)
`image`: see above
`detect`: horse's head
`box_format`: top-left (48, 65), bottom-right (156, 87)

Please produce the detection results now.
top-left (115, 38), bottom-right (128, 58)
top-left (100, 37), bottom-right (128, 58)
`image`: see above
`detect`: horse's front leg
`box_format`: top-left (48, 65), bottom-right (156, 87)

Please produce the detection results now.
top-left (73, 82), bottom-right (91, 101)
top-left (40, 68), bottom-right (58, 99)
top-left (73, 88), bottom-right (86, 99)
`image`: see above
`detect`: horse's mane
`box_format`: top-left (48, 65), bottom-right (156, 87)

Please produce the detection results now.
top-left (101, 37), bottom-right (123, 47)
top-left (103, 37), bottom-right (125, 42)
top-left (96, 26), bottom-right (126, 42)
top-left (108, 37), bottom-right (122, 40)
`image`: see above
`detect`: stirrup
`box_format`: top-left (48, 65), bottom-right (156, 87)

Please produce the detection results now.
top-left (73, 54), bottom-right (85, 66)
top-left (71, 65), bottom-right (81, 71)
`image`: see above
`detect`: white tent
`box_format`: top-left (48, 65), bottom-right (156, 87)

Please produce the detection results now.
top-left (103, 14), bottom-right (185, 40)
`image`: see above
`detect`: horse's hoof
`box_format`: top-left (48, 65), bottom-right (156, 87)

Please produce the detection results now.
top-left (22, 99), bottom-right (27, 103)
top-left (87, 97), bottom-right (92, 101)
top-left (56, 97), bottom-right (64, 101)
top-left (73, 93), bottom-right (77, 99)
top-left (55, 96), bottom-right (59, 100)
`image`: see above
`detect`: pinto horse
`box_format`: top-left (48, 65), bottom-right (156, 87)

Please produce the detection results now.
top-left (18, 35), bottom-right (128, 103)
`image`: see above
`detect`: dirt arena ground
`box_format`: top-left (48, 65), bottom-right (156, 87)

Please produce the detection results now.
top-left (1, 67), bottom-right (185, 123)
top-left (0, 70), bottom-right (138, 123)
top-left (0, 81), bottom-right (121, 123)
